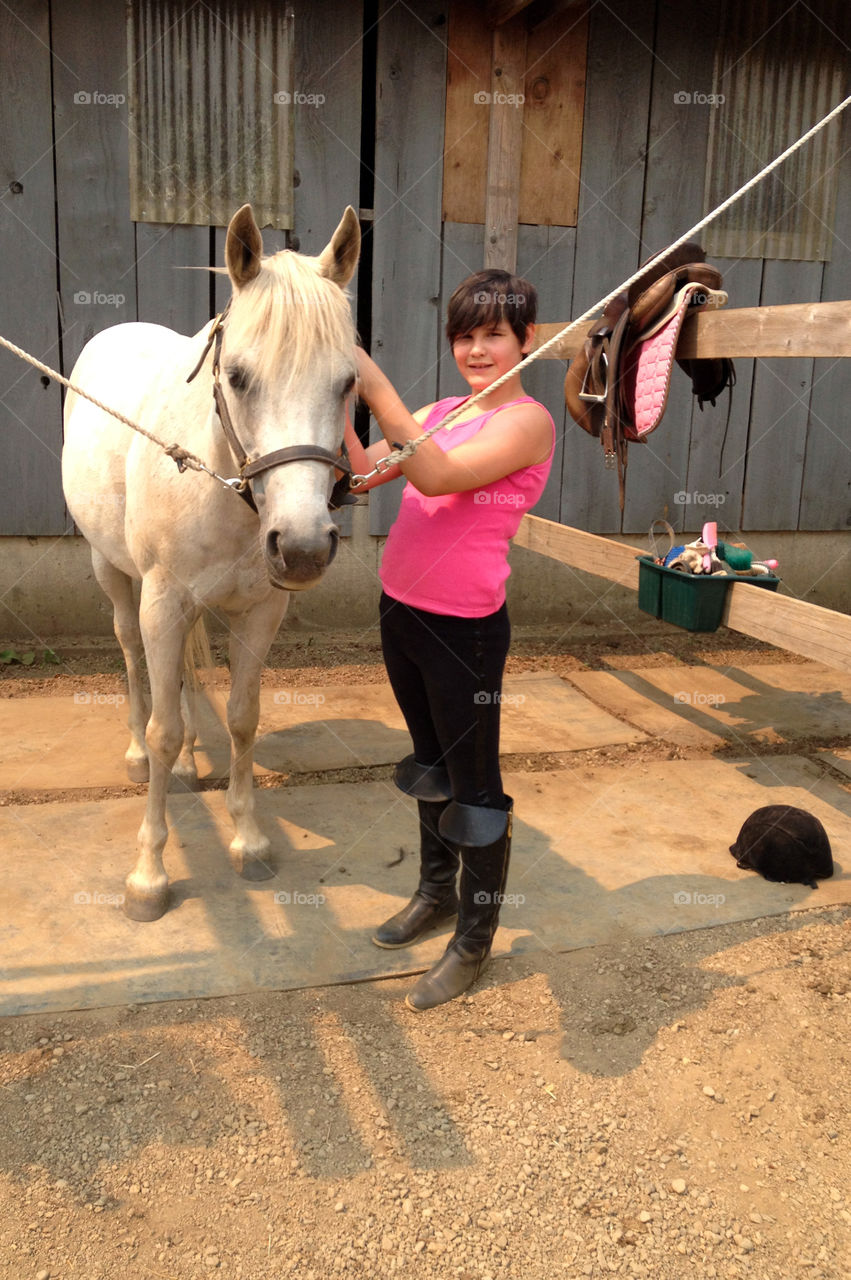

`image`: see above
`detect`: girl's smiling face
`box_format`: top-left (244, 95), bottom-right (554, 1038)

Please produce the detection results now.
top-left (452, 322), bottom-right (532, 393)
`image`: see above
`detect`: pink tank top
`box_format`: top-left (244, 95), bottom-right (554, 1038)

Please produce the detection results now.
top-left (379, 395), bottom-right (555, 617)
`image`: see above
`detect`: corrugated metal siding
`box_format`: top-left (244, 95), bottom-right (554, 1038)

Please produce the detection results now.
top-left (128, 0), bottom-right (294, 229)
top-left (704, 0), bottom-right (848, 261)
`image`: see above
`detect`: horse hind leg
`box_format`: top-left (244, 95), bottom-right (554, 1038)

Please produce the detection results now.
top-left (170, 618), bottom-right (211, 792)
top-left (91, 550), bottom-right (149, 782)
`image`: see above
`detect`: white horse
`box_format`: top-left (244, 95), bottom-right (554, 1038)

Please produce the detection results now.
top-left (62, 205), bottom-right (360, 921)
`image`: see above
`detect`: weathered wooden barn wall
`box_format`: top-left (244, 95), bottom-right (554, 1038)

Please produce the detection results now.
top-left (0, 0), bottom-right (363, 537)
top-left (0, 0), bottom-right (848, 543)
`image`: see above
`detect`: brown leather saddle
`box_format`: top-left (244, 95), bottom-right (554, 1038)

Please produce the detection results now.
top-left (564, 242), bottom-right (734, 509)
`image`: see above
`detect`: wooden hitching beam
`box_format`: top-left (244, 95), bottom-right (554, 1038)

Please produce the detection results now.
top-left (514, 515), bottom-right (851, 675)
top-left (533, 300), bottom-right (851, 361)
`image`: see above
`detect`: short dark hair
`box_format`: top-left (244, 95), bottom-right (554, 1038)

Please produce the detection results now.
top-left (446, 269), bottom-right (537, 346)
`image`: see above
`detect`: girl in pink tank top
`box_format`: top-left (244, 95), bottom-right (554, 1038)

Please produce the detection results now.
top-left (344, 269), bottom-right (554, 1012)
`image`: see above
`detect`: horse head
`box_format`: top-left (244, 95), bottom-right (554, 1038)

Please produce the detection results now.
top-left (219, 204), bottom-right (360, 589)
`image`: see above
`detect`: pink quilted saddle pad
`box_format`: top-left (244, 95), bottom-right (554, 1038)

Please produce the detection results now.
top-left (621, 283), bottom-right (702, 440)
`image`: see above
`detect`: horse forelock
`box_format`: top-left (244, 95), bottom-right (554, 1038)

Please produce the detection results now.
top-left (224, 250), bottom-right (356, 391)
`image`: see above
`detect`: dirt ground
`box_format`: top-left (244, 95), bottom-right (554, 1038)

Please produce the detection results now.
top-left (2, 625), bottom-right (849, 1279)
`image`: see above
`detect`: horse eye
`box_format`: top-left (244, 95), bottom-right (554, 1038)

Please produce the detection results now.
top-left (227, 366), bottom-right (250, 393)
top-left (341, 374), bottom-right (356, 398)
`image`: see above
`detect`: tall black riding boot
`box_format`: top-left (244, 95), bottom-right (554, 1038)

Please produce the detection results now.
top-left (372, 756), bottom-right (459, 949)
top-left (405, 797), bottom-right (512, 1010)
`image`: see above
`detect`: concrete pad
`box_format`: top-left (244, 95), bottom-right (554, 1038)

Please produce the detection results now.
top-left (819, 748), bottom-right (851, 781)
top-left (568, 662), bottom-right (851, 748)
top-left (1, 754), bottom-right (848, 1017)
top-left (0, 673), bottom-right (644, 793)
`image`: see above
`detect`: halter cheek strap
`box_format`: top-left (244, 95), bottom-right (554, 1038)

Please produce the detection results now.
top-left (186, 304), bottom-right (355, 513)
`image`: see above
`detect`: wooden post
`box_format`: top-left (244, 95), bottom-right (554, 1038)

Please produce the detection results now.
top-left (483, 18), bottom-right (527, 270)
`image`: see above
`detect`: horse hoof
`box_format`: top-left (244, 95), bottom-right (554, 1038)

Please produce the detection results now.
top-left (123, 887), bottom-right (170, 922)
top-left (230, 842), bottom-right (275, 881)
top-left (126, 756), bottom-right (149, 783)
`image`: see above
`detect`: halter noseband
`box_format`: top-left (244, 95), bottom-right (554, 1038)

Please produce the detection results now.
top-left (186, 304), bottom-right (354, 513)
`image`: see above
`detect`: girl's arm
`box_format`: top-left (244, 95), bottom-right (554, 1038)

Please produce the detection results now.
top-left (356, 348), bottom-right (551, 497)
top-left (343, 404), bottom-right (402, 491)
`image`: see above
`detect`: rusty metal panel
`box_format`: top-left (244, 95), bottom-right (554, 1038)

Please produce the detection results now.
top-left (704, 1), bottom-right (848, 261)
top-left (128, 0), bottom-right (294, 229)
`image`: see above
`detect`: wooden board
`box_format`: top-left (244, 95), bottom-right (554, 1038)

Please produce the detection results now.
top-left (443, 0), bottom-right (587, 231)
top-left (0, 0), bottom-right (65, 536)
top-left (438, 223), bottom-right (486, 398)
top-left (517, 1), bottom-right (587, 227)
top-left (680, 258), bottom-right (762, 538)
top-left (624, 0), bottom-right (723, 537)
top-left (52, 0), bottom-right (137, 377)
top-left (801, 105), bottom-right (851, 531)
top-left (534, 300), bottom-right (851, 361)
top-left (744, 260), bottom-right (823, 531)
top-left (515, 514), bottom-right (851, 674)
top-left (513, 513), bottom-right (641, 586)
top-left (558, 0), bottom-right (654, 535)
top-left (517, 225), bottom-right (574, 522)
top-left (369, 0), bottom-right (448, 537)
top-left (442, 3), bottom-right (491, 224)
top-left (722, 584), bottom-right (851, 675)
top-left (484, 17), bottom-right (527, 270)
top-left (135, 225), bottom-right (211, 336)
top-left (677, 300), bottom-right (851, 359)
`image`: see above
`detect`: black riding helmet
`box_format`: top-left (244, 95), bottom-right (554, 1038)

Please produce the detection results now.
top-left (730, 805), bottom-right (833, 889)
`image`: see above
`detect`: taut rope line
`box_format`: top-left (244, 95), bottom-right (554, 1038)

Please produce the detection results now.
top-left (0, 93), bottom-right (848, 491)
top-left (0, 328), bottom-right (236, 488)
top-left (351, 90), bottom-right (851, 485)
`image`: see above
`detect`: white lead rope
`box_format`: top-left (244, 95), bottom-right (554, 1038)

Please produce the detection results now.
top-left (0, 330), bottom-right (238, 489)
top-left (351, 91), bottom-right (851, 487)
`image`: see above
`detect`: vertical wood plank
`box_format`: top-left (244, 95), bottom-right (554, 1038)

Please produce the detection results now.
top-left (136, 225), bottom-right (211, 335)
top-left (800, 104), bottom-right (851, 532)
top-left (743, 259), bottom-right (824, 530)
top-left (517, 1), bottom-right (587, 227)
top-left (438, 222), bottom-right (486, 399)
top-left (0, 0), bottom-right (65, 535)
top-left (51, 0), bottom-right (137, 376)
top-left (369, 0), bottom-right (448, 536)
top-left (291, 0), bottom-right (363, 253)
top-left (483, 17), bottom-right (526, 270)
top-left (681, 258), bottom-right (763, 538)
top-left (517, 225), bottom-right (573, 523)
top-left (292, 0), bottom-right (364, 540)
top-left (442, 2), bottom-right (491, 223)
top-left (621, 0), bottom-right (722, 537)
top-left (560, 0), bottom-right (655, 534)
top-left (215, 4), bottom-right (363, 331)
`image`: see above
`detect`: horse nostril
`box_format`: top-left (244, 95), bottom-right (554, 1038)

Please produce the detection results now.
top-left (265, 529), bottom-right (283, 564)
top-left (327, 526), bottom-right (340, 565)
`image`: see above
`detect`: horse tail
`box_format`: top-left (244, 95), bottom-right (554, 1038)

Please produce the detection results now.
top-left (184, 615), bottom-right (213, 690)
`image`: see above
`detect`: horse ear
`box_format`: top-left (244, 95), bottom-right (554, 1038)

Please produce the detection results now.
top-left (225, 204), bottom-right (264, 288)
top-left (317, 206), bottom-right (360, 286)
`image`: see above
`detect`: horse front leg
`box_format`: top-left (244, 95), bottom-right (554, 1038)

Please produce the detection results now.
top-left (225, 592), bottom-right (289, 880)
top-left (124, 577), bottom-right (197, 921)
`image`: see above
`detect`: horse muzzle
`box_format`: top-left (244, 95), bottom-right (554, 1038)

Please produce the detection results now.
top-left (264, 523), bottom-right (339, 589)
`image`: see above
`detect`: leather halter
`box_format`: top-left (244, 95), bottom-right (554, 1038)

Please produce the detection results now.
top-left (186, 304), bottom-right (354, 514)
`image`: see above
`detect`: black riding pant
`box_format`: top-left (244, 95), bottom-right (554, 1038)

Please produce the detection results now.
top-left (379, 591), bottom-right (510, 809)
